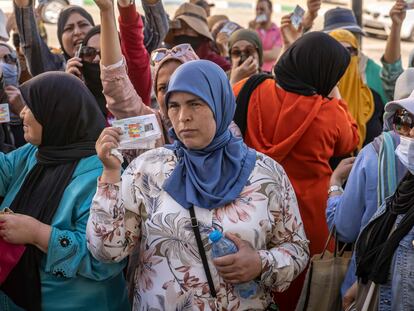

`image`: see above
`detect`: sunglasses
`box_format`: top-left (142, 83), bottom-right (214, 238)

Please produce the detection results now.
top-left (150, 44), bottom-right (194, 66)
top-left (79, 46), bottom-right (101, 62)
top-left (1, 54), bottom-right (17, 65)
top-left (393, 109), bottom-right (414, 136)
top-left (230, 46), bottom-right (257, 59)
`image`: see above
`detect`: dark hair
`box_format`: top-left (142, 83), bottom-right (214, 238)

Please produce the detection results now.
top-left (83, 25), bottom-right (101, 46)
top-left (57, 6), bottom-right (95, 59)
top-left (257, 0), bottom-right (272, 11)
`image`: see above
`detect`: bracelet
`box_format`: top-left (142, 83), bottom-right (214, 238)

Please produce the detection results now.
top-left (328, 185), bottom-right (344, 195)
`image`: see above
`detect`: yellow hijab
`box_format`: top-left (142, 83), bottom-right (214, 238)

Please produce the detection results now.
top-left (330, 29), bottom-right (374, 150)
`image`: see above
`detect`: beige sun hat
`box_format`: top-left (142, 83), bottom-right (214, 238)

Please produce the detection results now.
top-left (164, 3), bottom-right (213, 45)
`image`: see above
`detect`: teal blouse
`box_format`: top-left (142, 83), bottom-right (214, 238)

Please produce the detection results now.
top-left (0, 144), bottom-right (130, 311)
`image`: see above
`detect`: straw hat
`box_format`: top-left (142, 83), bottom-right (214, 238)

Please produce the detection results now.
top-left (164, 3), bottom-right (213, 45)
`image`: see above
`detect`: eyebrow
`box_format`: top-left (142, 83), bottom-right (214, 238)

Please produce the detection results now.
top-left (65, 20), bottom-right (89, 28)
top-left (168, 97), bottom-right (201, 106)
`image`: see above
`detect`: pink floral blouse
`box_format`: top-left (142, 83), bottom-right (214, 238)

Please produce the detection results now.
top-left (86, 148), bottom-right (309, 310)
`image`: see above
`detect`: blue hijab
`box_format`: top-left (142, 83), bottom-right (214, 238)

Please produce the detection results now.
top-left (163, 60), bottom-right (257, 210)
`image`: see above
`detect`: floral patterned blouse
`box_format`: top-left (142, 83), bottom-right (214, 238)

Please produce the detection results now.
top-left (86, 148), bottom-right (309, 310)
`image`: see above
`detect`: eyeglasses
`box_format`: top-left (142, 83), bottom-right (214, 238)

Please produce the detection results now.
top-left (393, 109), bottom-right (414, 136)
top-left (0, 54), bottom-right (17, 65)
top-left (230, 46), bottom-right (257, 59)
top-left (345, 46), bottom-right (358, 57)
top-left (150, 44), bottom-right (194, 66)
top-left (79, 46), bottom-right (101, 62)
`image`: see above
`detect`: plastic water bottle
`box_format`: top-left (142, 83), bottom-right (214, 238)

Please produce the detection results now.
top-left (209, 230), bottom-right (258, 298)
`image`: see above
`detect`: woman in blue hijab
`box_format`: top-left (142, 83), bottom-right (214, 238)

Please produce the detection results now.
top-left (87, 60), bottom-right (309, 310)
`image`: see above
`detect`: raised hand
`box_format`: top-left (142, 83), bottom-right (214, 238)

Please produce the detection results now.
top-left (390, 0), bottom-right (407, 26)
top-left (5, 85), bottom-right (26, 115)
top-left (93, 0), bottom-right (114, 12)
top-left (303, 0), bottom-right (321, 29)
top-left (229, 56), bottom-right (259, 85)
top-left (96, 127), bottom-right (123, 183)
top-left (330, 157), bottom-right (356, 187)
top-left (280, 14), bottom-right (303, 48)
top-left (65, 57), bottom-right (83, 79)
top-left (216, 32), bottom-right (230, 57)
top-left (14, 0), bottom-right (31, 8)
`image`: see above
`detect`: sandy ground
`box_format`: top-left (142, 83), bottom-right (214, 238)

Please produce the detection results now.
top-left (40, 0), bottom-right (414, 68)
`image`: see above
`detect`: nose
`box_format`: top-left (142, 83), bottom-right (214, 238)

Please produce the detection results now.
top-left (19, 106), bottom-right (27, 120)
top-left (73, 25), bottom-right (83, 37)
top-left (178, 105), bottom-right (192, 123)
top-left (92, 54), bottom-right (100, 63)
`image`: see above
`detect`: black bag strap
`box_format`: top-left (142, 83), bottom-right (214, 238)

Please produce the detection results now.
top-left (234, 73), bottom-right (274, 137)
top-left (189, 206), bottom-right (217, 298)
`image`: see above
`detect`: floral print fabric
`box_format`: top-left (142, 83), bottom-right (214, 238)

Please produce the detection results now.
top-left (87, 148), bottom-right (309, 310)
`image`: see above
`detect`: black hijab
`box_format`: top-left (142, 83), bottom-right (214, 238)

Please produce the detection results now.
top-left (274, 31), bottom-right (350, 98)
top-left (81, 26), bottom-right (107, 117)
top-left (57, 6), bottom-right (95, 59)
top-left (356, 172), bottom-right (414, 284)
top-left (1, 72), bottom-right (105, 311)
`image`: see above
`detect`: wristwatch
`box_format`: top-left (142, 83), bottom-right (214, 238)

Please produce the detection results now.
top-left (328, 185), bottom-right (344, 195)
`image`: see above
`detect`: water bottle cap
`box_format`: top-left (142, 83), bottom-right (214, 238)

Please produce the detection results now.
top-left (209, 230), bottom-right (223, 243)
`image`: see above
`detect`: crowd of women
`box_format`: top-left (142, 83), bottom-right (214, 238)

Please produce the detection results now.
top-left (0, 0), bottom-right (414, 309)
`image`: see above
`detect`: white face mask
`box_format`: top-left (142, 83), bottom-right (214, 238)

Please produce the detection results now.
top-left (395, 135), bottom-right (414, 173)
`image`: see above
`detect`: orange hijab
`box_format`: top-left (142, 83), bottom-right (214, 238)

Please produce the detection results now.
top-left (330, 29), bottom-right (374, 150)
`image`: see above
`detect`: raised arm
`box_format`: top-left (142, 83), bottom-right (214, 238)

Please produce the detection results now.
top-left (87, 128), bottom-right (142, 262)
top-left (118, 0), bottom-right (152, 106)
top-left (141, 0), bottom-right (169, 53)
top-left (14, 0), bottom-right (65, 75)
top-left (381, 0), bottom-right (406, 101)
top-left (96, 0), bottom-right (152, 119)
top-left (333, 99), bottom-right (359, 156)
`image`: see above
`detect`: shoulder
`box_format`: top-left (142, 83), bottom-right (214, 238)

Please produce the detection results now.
top-left (253, 151), bottom-right (288, 179)
top-left (233, 76), bottom-right (276, 98)
top-left (5, 144), bottom-right (38, 163)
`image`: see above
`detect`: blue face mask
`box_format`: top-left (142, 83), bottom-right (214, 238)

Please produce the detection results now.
top-left (0, 62), bottom-right (18, 87)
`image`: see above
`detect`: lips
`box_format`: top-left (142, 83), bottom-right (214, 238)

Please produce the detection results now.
top-left (179, 129), bottom-right (197, 135)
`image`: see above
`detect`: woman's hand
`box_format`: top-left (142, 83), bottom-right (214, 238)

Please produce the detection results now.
top-left (343, 281), bottom-right (358, 310)
top-left (94, 0), bottom-right (114, 12)
top-left (390, 0), bottom-right (407, 27)
top-left (96, 127), bottom-right (123, 182)
top-left (229, 56), bottom-right (258, 85)
top-left (66, 57), bottom-right (83, 79)
top-left (330, 157), bottom-right (356, 186)
top-left (5, 85), bottom-right (26, 115)
top-left (280, 14), bottom-right (303, 48)
top-left (302, 0), bottom-right (321, 30)
top-left (0, 213), bottom-right (41, 245)
top-left (216, 32), bottom-right (230, 57)
top-left (14, 0), bottom-right (31, 8)
top-left (213, 232), bottom-right (262, 283)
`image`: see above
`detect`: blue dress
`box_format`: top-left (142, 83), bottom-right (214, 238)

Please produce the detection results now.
top-left (0, 144), bottom-right (130, 311)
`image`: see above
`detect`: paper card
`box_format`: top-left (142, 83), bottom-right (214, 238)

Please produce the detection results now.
top-left (0, 104), bottom-right (10, 123)
top-left (291, 5), bottom-right (305, 30)
top-left (112, 114), bottom-right (161, 150)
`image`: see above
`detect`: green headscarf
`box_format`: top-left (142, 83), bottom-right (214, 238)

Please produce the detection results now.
top-left (228, 29), bottom-right (263, 67)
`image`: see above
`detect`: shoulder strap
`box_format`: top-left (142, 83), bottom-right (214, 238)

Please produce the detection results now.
top-left (189, 206), bottom-right (217, 298)
top-left (377, 131), bottom-right (397, 207)
top-left (234, 73), bottom-right (273, 138)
